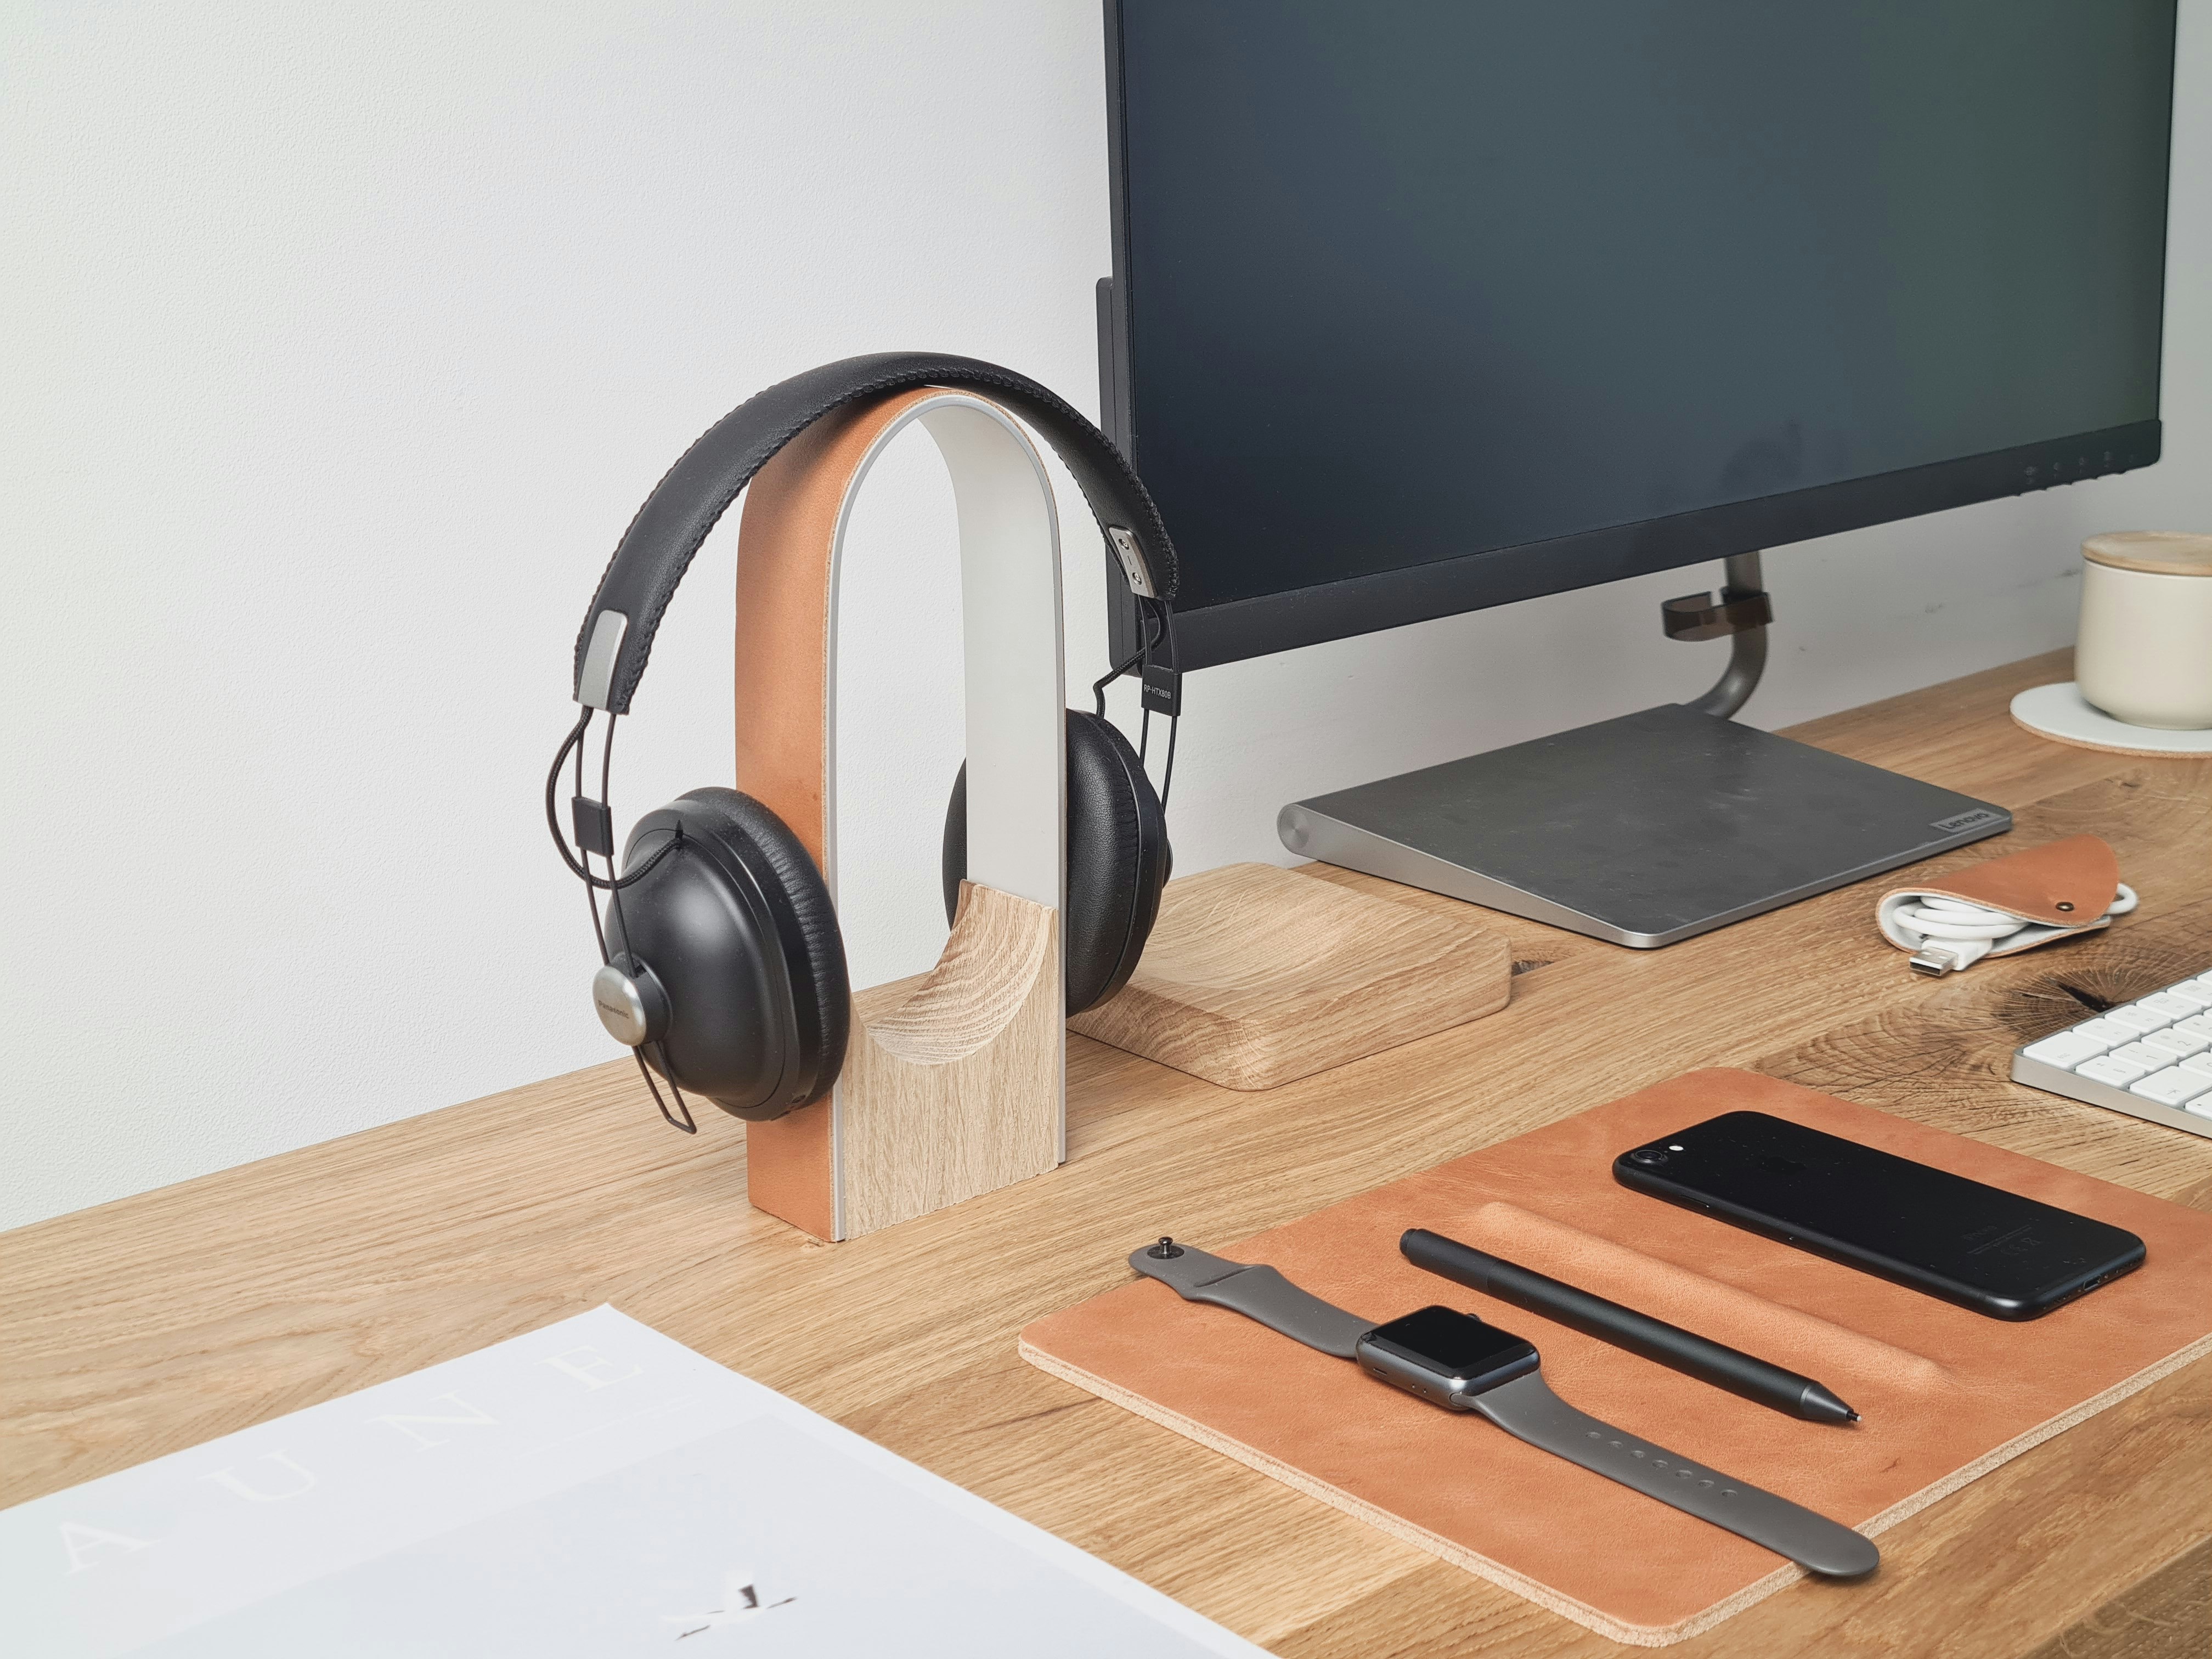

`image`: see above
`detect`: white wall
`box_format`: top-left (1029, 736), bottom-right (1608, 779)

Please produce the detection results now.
top-left (4, 1), bottom-right (2207, 1232)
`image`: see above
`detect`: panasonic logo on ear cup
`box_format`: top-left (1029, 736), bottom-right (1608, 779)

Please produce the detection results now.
top-left (591, 964), bottom-right (651, 1047)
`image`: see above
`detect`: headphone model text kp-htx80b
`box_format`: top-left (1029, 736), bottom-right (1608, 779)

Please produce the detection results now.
top-left (546, 354), bottom-right (1180, 1236)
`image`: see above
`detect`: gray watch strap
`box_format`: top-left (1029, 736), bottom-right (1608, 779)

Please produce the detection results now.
top-left (1126, 1239), bottom-right (1878, 1581)
top-left (1471, 1372), bottom-right (1879, 1579)
top-left (1128, 1241), bottom-right (1374, 1359)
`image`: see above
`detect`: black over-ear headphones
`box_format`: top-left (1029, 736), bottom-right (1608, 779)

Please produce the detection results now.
top-left (547, 353), bottom-right (1180, 1132)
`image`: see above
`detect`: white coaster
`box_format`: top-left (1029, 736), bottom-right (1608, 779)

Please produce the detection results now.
top-left (2011, 681), bottom-right (2212, 757)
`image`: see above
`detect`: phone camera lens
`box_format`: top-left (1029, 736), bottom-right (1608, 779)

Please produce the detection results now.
top-left (1629, 1148), bottom-right (1669, 1167)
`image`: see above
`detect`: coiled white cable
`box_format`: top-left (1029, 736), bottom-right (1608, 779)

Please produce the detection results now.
top-left (1886, 884), bottom-right (2136, 974)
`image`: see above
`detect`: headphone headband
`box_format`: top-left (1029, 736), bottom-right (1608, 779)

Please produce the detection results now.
top-left (573, 352), bottom-right (1178, 714)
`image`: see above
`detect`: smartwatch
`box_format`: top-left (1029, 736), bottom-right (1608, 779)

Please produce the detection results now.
top-left (1130, 1238), bottom-right (1877, 1581)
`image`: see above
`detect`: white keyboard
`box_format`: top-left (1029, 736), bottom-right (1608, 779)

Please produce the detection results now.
top-left (2011, 970), bottom-right (2212, 1140)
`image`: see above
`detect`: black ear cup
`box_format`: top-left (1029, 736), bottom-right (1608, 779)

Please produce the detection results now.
top-left (941, 709), bottom-right (1170, 1015)
top-left (604, 787), bottom-right (850, 1121)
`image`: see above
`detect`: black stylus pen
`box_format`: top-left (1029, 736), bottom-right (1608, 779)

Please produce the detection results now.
top-left (1401, 1228), bottom-right (1860, 1425)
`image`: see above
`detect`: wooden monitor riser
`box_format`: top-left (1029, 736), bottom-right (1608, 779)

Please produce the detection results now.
top-left (1070, 862), bottom-right (1512, 1091)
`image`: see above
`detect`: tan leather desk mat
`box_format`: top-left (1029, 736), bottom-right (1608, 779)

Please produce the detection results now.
top-left (1020, 1069), bottom-right (2212, 1646)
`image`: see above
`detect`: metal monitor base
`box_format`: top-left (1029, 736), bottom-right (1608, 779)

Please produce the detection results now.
top-left (1276, 555), bottom-right (2011, 949)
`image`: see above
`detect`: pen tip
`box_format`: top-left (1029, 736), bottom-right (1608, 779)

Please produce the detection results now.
top-left (1800, 1383), bottom-right (1859, 1424)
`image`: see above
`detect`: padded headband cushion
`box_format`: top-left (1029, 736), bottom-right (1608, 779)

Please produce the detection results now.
top-left (575, 353), bottom-right (1180, 714)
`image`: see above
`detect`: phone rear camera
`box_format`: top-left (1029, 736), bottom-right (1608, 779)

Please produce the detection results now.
top-left (1628, 1148), bottom-right (1669, 1167)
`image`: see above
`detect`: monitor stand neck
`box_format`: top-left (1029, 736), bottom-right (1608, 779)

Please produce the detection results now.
top-left (1678, 551), bottom-right (1768, 721)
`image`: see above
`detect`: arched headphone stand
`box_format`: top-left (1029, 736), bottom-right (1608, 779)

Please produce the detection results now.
top-left (734, 388), bottom-right (1066, 1241)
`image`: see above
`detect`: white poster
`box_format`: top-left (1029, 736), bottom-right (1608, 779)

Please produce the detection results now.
top-left (1, 1306), bottom-right (1263, 1657)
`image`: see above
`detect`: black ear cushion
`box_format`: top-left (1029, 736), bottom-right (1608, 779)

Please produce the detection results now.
top-left (940, 710), bottom-right (1170, 1017)
top-left (677, 787), bottom-right (850, 1102)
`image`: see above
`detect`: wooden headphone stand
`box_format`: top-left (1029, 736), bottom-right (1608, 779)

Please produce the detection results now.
top-left (732, 388), bottom-right (1066, 1242)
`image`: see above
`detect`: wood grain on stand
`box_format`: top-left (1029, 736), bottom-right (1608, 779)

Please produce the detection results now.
top-left (1070, 861), bottom-right (1511, 1091)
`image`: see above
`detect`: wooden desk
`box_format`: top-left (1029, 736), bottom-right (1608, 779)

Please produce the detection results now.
top-left (5, 648), bottom-right (2208, 1657)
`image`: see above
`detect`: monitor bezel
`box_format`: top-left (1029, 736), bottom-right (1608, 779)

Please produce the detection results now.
top-left (1099, 0), bottom-right (2170, 673)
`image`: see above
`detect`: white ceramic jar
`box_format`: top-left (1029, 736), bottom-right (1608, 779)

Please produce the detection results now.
top-left (2074, 532), bottom-right (2212, 730)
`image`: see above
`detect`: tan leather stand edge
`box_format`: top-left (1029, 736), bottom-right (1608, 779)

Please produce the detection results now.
top-left (736, 388), bottom-right (1065, 1241)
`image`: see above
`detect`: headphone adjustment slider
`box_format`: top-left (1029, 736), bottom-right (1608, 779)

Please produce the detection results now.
top-left (1108, 526), bottom-right (1156, 599)
top-left (572, 795), bottom-right (615, 859)
top-left (1142, 662), bottom-right (1183, 718)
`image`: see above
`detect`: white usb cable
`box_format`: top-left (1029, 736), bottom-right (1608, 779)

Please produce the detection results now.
top-left (1880, 885), bottom-right (2138, 976)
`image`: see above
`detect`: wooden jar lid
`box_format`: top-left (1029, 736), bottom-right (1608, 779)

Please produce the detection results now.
top-left (2083, 531), bottom-right (2212, 576)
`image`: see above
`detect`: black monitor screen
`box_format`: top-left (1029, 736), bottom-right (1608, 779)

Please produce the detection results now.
top-left (1107, 0), bottom-right (2175, 666)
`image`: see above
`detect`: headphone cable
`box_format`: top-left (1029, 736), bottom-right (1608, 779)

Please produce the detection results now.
top-left (633, 1048), bottom-right (698, 1134)
top-left (547, 707), bottom-right (698, 1133)
top-left (596, 714), bottom-right (699, 1135)
top-left (544, 709), bottom-right (680, 892)
top-left (1154, 600), bottom-right (1180, 809)
top-left (1089, 598), bottom-right (1178, 809)
top-left (1090, 636), bottom-right (1148, 718)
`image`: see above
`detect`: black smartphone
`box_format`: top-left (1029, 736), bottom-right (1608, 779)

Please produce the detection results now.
top-left (1613, 1111), bottom-right (2146, 1320)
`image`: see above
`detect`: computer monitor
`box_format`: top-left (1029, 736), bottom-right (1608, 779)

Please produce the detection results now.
top-left (1099, 0), bottom-right (2175, 672)
top-left (1096, 0), bottom-right (2177, 947)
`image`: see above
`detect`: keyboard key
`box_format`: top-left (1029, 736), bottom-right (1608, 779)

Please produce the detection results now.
top-left (2012, 968), bottom-right (2212, 1135)
top-left (2132, 1068), bottom-right (2212, 1108)
top-left (2144, 1025), bottom-right (2211, 1059)
top-left (2107, 1003), bottom-right (2177, 1034)
top-left (2022, 1030), bottom-right (2123, 1070)
top-left (2137, 992), bottom-right (2202, 1022)
top-left (2071, 1017), bottom-right (2136, 1048)
top-left (2079, 1053), bottom-right (2153, 1087)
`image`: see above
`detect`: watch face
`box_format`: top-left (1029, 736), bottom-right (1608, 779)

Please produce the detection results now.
top-left (1361, 1306), bottom-right (1539, 1395)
